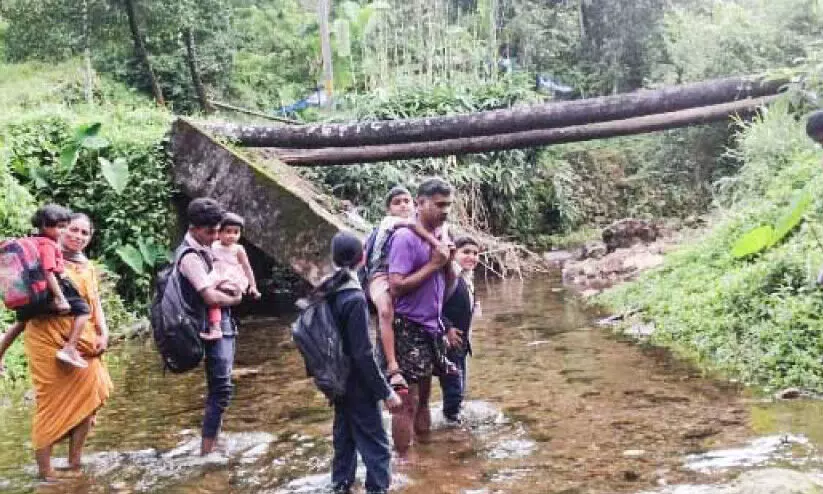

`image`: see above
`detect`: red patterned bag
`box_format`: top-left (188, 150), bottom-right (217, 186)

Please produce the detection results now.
top-left (0, 238), bottom-right (49, 310)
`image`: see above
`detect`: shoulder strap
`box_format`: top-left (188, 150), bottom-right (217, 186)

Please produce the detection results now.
top-left (174, 244), bottom-right (212, 273)
top-left (336, 277), bottom-right (362, 293)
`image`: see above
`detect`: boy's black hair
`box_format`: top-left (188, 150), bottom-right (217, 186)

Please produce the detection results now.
top-left (187, 197), bottom-right (225, 228)
top-left (454, 235), bottom-right (480, 250)
top-left (385, 186), bottom-right (412, 208)
top-left (417, 177), bottom-right (453, 198)
top-left (331, 231), bottom-right (363, 269)
top-left (220, 212), bottom-right (245, 231)
top-left (31, 204), bottom-right (72, 229)
top-left (806, 110), bottom-right (823, 141)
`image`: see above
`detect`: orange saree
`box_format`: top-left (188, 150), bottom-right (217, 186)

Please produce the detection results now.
top-left (23, 261), bottom-right (113, 449)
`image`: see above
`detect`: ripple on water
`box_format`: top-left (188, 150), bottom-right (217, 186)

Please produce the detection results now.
top-left (684, 434), bottom-right (816, 473)
top-left (268, 465), bottom-right (411, 494)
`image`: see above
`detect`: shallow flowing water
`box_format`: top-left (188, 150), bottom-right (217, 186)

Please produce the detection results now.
top-left (1, 277), bottom-right (822, 493)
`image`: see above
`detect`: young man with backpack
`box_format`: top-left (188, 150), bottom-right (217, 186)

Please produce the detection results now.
top-left (320, 232), bottom-right (402, 494)
top-left (384, 177), bottom-right (454, 459)
top-left (175, 198), bottom-right (242, 456)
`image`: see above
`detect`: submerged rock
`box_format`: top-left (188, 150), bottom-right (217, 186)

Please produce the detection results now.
top-left (487, 438), bottom-right (536, 460)
top-left (270, 465), bottom-right (411, 494)
top-left (543, 250), bottom-right (576, 268)
top-left (640, 468), bottom-right (823, 494)
top-left (685, 434), bottom-right (812, 473)
top-left (602, 218), bottom-right (659, 253)
top-left (726, 469), bottom-right (823, 494)
top-left (775, 388), bottom-right (807, 400)
top-left (14, 431), bottom-right (278, 492)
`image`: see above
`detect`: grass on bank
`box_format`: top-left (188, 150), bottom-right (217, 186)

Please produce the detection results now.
top-left (0, 60), bottom-right (173, 388)
top-left (599, 102), bottom-right (823, 391)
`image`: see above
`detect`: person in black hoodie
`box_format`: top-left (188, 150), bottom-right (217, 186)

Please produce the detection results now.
top-left (440, 236), bottom-right (480, 424)
top-left (324, 232), bottom-right (403, 494)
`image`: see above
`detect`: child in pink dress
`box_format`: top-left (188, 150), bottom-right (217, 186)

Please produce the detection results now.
top-left (200, 213), bottom-right (261, 341)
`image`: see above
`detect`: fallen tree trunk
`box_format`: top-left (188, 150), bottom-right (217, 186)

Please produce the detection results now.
top-left (269, 96), bottom-right (775, 166)
top-left (208, 75), bottom-right (785, 148)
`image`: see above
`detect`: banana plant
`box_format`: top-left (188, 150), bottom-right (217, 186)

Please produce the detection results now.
top-left (115, 237), bottom-right (170, 275)
top-left (59, 122), bottom-right (109, 171)
top-left (732, 188), bottom-right (812, 258)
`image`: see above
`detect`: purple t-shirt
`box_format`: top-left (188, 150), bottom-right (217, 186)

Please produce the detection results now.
top-left (388, 228), bottom-right (444, 335)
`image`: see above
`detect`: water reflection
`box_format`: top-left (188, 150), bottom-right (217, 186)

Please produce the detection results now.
top-left (0, 278), bottom-right (822, 493)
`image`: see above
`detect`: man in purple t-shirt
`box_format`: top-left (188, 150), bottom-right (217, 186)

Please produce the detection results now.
top-left (385, 177), bottom-right (454, 458)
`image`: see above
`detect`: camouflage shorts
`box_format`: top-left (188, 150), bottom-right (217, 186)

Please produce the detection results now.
top-left (393, 316), bottom-right (448, 382)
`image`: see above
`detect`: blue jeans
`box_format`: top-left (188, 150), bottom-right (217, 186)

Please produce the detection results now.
top-left (332, 390), bottom-right (391, 493)
top-left (439, 350), bottom-right (467, 418)
top-left (202, 311), bottom-right (236, 439)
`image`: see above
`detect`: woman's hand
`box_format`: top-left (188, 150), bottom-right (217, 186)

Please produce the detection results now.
top-left (95, 330), bottom-right (109, 356)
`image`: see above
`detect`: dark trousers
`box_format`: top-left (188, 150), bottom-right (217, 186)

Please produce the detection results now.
top-left (439, 350), bottom-right (467, 418)
top-left (332, 391), bottom-right (391, 494)
top-left (202, 311), bottom-right (236, 439)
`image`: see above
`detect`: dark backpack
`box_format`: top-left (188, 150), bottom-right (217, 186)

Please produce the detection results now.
top-left (0, 237), bottom-right (49, 311)
top-left (291, 276), bottom-right (360, 401)
top-left (150, 247), bottom-right (210, 373)
top-left (356, 228), bottom-right (379, 293)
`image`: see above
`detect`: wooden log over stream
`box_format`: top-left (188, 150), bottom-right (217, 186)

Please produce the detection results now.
top-left (268, 96), bottom-right (776, 166)
top-left (206, 75), bottom-right (784, 148)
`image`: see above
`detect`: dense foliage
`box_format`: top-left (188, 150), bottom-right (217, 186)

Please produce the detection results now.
top-left (600, 104), bottom-right (823, 390)
top-left (0, 62), bottom-right (170, 384)
top-left (0, 62), bottom-right (174, 304)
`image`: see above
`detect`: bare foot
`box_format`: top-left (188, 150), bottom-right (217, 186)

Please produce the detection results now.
top-left (51, 468), bottom-right (83, 479)
top-left (393, 451), bottom-right (418, 468)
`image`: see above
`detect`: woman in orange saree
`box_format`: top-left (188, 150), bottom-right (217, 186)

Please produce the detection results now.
top-left (23, 213), bottom-right (113, 480)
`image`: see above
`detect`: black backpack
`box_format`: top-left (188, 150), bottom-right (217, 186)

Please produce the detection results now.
top-left (291, 276), bottom-right (360, 401)
top-left (150, 247), bottom-right (209, 373)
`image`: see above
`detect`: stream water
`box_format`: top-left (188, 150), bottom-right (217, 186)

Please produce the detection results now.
top-left (1, 276), bottom-right (823, 493)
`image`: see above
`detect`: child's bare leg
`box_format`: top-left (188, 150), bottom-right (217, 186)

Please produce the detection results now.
top-left (200, 306), bottom-right (223, 341)
top-left (0, 322), bottom-right (25, 375)
top-left (373, 289), bottom-right (407, 388)
top-left (44, 271), bottom-right (69, 313)
top-left (374, 291), bottom-right (394, 347)
top-left (56, 315), bottom-right (89, 369)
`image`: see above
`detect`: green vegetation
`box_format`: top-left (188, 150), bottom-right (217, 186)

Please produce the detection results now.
top-left (600, 104), bottom-right (823, 390)
top-left (0, 62), bottom-right (170, 384)
top-left (1, 0), bottom-right (823, 392)
top-left (1, 61), bottom-right (174, 304)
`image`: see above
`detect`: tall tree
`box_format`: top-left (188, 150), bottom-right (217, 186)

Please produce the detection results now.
top-left (317, 0), bottom-right (334, 107)
top-left (183, 27), bottom-right (213, 113)
top-left (122, 0), bottom-right (165, 106)
top-left (82, 0), bottom-right (93, 104)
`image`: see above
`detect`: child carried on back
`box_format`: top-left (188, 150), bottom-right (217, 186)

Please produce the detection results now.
top-left (0, 204), bottom-right (91, 372)
top-left (200, 213), bottom-right (261, 340)
top-left (366, 186), bottom-right (458, 391)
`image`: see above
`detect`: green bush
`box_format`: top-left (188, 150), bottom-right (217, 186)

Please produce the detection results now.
top-left (0, 61), bottom-right (146, 385)
top-left (0, 137), bottom-right (36, 384)
top-left (599, 102), bottom-right (823, 390)
top-left (0, 61), bottom-right (174, 306)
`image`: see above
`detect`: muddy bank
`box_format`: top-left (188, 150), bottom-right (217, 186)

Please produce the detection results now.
top-left (543, 218), bottom-right (705, 297)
